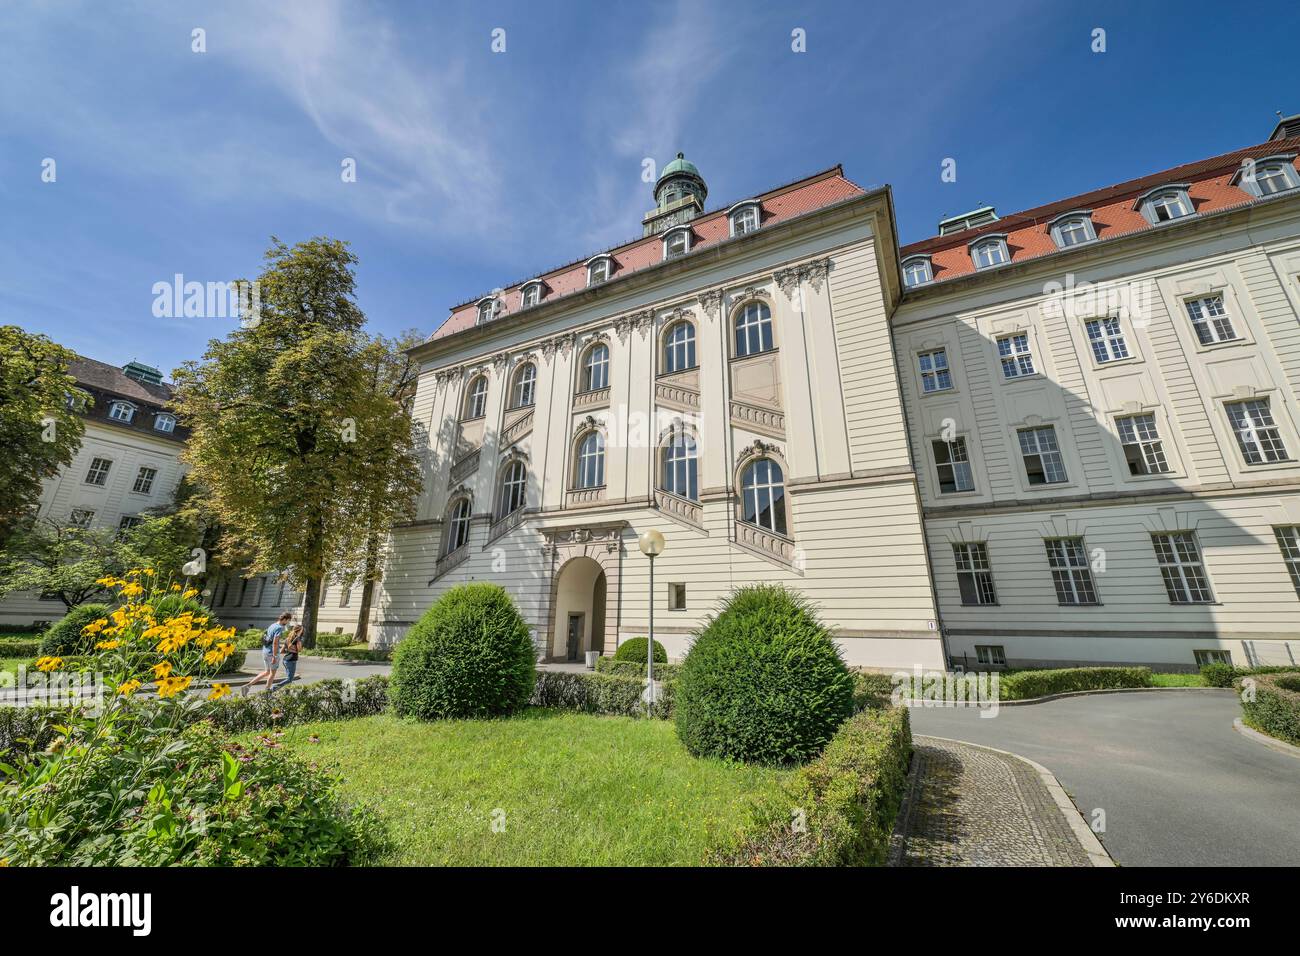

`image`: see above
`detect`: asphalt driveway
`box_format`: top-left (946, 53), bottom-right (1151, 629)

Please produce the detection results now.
top-left (908, 689), bottom-right (1300, 866)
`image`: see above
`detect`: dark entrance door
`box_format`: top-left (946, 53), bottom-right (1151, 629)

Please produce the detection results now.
top-left (565, 613), bottom-right (583, 662)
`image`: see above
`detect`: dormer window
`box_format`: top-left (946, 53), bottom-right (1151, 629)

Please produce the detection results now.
top-left (663, 227), bottom-right (692, 259)
top-left (476, 297), bottom-right (499, 325)
top-left (64, 390), bottom-right (90, 412)
top-left (901, 255), bottom-right (933, 288)
top-left (1137, 185), bottom-right (1193, 225)
top-left (729, 201), bottom-right (761, 237)
top-left (1232, 155), bottom-right (1299, 198)
top-left (153, 413), bottom-right (176, 433)
top-left (1048, 211), bottom-right (1097, 249)
top-left (970, 235), bottom-right (1010, 270)
top-left (587, 255), bottom-right (613, 286)
top-left (519, 282), bottom-right (543, 309)
top-left (108, 401), bottom-right (136, 424)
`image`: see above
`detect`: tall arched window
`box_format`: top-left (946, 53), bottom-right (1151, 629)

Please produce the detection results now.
top-left (740, 458), bottom-right (787, 535)
top-left (576, 431), bottom-right (605, 488)
top-left (580, 343), bottom-right (609, 392)
top-left (497, 460), bottom-right (527, 518)
top-left (734, 301), bottom-right (774, 357)
top-left (464, 375), bottom-right (488, 419)
top-left (511, 362), bottom-right (536, 409)
top-left (661, 431), bottom-right (698, 501)
top-left (663, 321), bottom-right (696, 373)
top-left (445, 497), bottom-right (472, 553)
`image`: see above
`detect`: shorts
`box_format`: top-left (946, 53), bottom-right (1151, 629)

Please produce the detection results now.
top-left (262, 650), bottom-right (279, 669)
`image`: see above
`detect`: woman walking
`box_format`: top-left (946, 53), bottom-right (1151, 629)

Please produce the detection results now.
top-left (273, 625), bottom-right (304, 691)
top-left (242, 612), bottom-right (291, 696)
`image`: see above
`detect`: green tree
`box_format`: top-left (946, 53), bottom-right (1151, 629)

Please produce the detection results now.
top-left (0, 327), bottom-right (85, 546)
top-left (170, 237), bottom-right (420, 647)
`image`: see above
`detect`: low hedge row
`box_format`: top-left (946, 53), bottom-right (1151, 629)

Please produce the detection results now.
top-left (300, 646), bottom-right (392, 662)
top-left (0, 623), bottom-right (48, 634)
top-left (593, 658), bottom-right (682, 681)
top-left (1202, 662), bottom-right (1299, 688)
top-left (998, 666), bottom-right (1151, 701)
top-left (711, 705), bottom-right (912, 866)
top-left (0, 639), bottom-right (41, 658)
top-left (851, 670), bottom-right (896, 710)
top-left (1238, 671), bottom-right (1300, 746)
top-left (529, 670), bottom-right (675, 719)
top-left (0, 675), bottom-right (392, 755)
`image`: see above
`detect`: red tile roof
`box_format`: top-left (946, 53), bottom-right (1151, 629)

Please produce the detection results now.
top-left (901, 136), bottom-right (1300, 285)
top-left (430, 167), bottom-right (865, 340)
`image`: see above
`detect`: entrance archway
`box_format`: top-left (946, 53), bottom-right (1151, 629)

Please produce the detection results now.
top-left (551, 556), bottom-right (607, 661)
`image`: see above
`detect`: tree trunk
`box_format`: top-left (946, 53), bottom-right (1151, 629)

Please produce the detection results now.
top-left (301, 575), bottom-right (321, 649)
top-left (354, 578), bottom-right (375, 646)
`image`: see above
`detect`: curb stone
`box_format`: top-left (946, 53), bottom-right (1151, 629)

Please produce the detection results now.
top-left (914, 734), bottom-right (1115, 867)
top-left (1233, 717), bottom-right (1300, 760)
top-left (907, 685), bottom-right (1234, 709)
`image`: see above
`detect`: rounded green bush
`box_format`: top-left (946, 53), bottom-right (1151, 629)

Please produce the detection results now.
top-left (614, 636), bottom-right (666, 664)
top-left (38, 604), bottom-right (112, 656)
top-left (390, 583), bottom-right (536, 720)
top-left (675, 585), bottom-right (854, 764)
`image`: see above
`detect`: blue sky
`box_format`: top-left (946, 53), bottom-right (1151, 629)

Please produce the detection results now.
top-left (2, 0), bottom-right (1297, 376)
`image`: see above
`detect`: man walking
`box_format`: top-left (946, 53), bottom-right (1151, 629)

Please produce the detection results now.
top-left (241, 612), bottom-right (292, 696)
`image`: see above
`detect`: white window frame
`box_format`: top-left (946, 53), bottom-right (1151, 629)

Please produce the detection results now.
top-left (662, 227), bottom-right (692, 259)
top-left (932, 437), bottom-right (975, 494)
top-left (1183, 293), bottom-right (1240, 346)
top-left (1151, 532), bottom-right (1214, 604)
top-left (1137, 184), bottom-right (1194, 225)
top-left (1044, 537), bottom-right (1099, 605)
top-left (1225, 398), bottom-right (1291, 465)
top-left (918, 348), bottom-right (953, 393)
top-left (975, 644), bottom-right (1006, 666)
top-left (575, 431), bottom-right (605, 489)
top-left (740, 457), bottom-right (787, 536)
top-left (510, 362), bottom-right (536, 409)
top-left (954, 543), bottom-right (997, 606)
top-left (132, 465), bottom-right (158, 494)
top-left (445, 498), bottom-right (472, 554)
top-left (108, 401), bottom-right (136, 424)
top-left (1115, 413), bottom-right (1171, 476)
top-left (728, 201), bottom-right (761, 237)
top-left (519, 282), bottom-right (542, 309)
top-left (579, 343), bottom-right (609, 392)
top-left (586, 256), bottom-right (613, 286)
top-left (1274, 526), bottom-right (1300, 597)
top-left (970, 235), bottom-right (1009, 270)
top-left (85, 457), bottom-right (113, 486)
top-left (497, 460), bottom-right (527, 519)
top-left (660, 430), bottom-right (699, 502)
top-left (733, 301), bottom-right (774, 357)
top-left (70, 508), bottom-right (95, 529)
top-left (1232, 155), bottom-right (1299, 198)
top-left (663, 320), bottom-right (696, 373)
top-left (1048, 211), bottom-right (1097, 249)
top-left (997, 332), bottom-right (1036, 378)
top-left (902, 255), bottom-right (933, 288)
top-left (668, 582), bottom-right (687, 611)
top-left (153, 413), bottom-right (176, 433)
top-left (463, 375), bottom-right (488, 420)
top-left (1083, 316), bottom-right (1130, 364)
top-left (1018, 425), bottom-right (1068, 485)
top-left (476, 297), bottom-right (498, 325)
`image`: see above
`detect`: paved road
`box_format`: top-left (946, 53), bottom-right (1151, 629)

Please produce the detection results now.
top-left (227, 649), bottom-right (392, 685)
top-left (908, 690), bottom-right (1300, 867)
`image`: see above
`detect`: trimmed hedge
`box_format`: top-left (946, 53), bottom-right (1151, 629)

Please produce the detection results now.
top-left (390, 583), bottom-right (535, 720)
top-left (313, 632), bottom-right (357, 649)
top-left (852, 670), bottom-right (896, 711)
top-left (300, 645), bottom-right (392, 662)
top-left (530, 669), bottom-right (675, 719)
top-left (594, 657), bottom-right (682, 681)
top-left (711, 705), bottom-right (912, 866)
top-left (1238, 671), bottom-right (1300, 746)
top-left (675, 585), bottom-right (855, 764)
top-left (37, 604), bottom-right (112, 657)
top-left (614, 637), bottom-right (667, 664)
top-left (1202, 663), bottom-right (1298, 688)
top-left (1, 675), bottom-right (392, 755)
top-left (998, 667), bottom-right (1152, 701)
top-left (0, 639), bottom-right (41, 658)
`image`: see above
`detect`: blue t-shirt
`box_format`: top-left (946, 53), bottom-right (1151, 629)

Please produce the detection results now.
top-left (264, 622), bottom-right (286, 649)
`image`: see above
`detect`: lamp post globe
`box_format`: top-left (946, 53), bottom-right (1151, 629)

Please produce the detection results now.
top-left (638, 528), bottom-right (665, 557)
top-left (637, 529), bottom-right (666, 713)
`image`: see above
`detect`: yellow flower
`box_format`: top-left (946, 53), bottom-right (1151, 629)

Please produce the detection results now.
top-left (182, 588), bottom-right (198, 600)
top-left (143, 568), bottom-right (156, 576)
top-left (203, 649), bottom-right (224, 666)
top-left (120, 583), bottom-right (144, 599)
top-left (169, 583), bottom-right (182, 592)
top-left (117, 679), bottom-right (142, 696)
top-left (208, 683), bottom-right (231, 701)
top-left (35, 656), bottom-right (62, 672)
top-left (94, 639), bottom-right (121, 650)
top-left (151, 661), bottom-right (173, 680)
top-left (157, 675), bottom-right (192, 699)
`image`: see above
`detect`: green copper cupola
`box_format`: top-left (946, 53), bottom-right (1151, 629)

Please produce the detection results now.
top-left (643, 152), bottom-right (708, 236)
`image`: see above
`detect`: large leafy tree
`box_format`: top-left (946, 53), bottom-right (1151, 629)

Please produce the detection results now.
top-left (0, 327), bottom-right (85, 546)
top-left (171, 237), bottom-right (420, 646)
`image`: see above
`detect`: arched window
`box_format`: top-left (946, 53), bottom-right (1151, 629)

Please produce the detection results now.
top-left (519, 282), bottom-right (543, 308)
top-left (734, 301), bottom-right (774, 357)
top-left (970, 236), bottom-right (1009, 270)
top-left (108, 401), bottom-right (136, 424)
top-left (1137, 185), bottom-right (1193, 224)
top-left (663, 321), bottom-right (696, 373)
top-left (1049, 212), bottom-right (1096, 249)
top-left (576, 431), bottom-right (605, 489)
top-left (153, 413), bottom-right (176, 433)
top-left (729, 201), bottom-right (761, 237)
top-left (663, 226), bottom-right (692, 259)
top-left (740, 458), bottom-right (787, 535)
top-left (510, 363), bottom-right (536, 409)
top-left (580, 343), bottom-right (609, 392)
top-left (901, 255), bottom-right (933, 288)
top-left (464, 375), bottom-right (488, 419)
top-left (497, 460), bottom-right (527, 518)
top-left (445, 497), bottom-right (472, 553)
top-left (587, 255), bottom-right (613, 286)
top-left (476, 297), bottom-right (498, 324)
top-left (661, 430), bottom-right (698, 501)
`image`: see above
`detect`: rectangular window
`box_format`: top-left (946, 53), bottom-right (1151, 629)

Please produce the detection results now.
top-left (236, 578), bottom-right (249, 607)
top-left (85, 457), bottom-right (112, 486)
top-left (1018, 426), bottom-right (1068, 485)
top-left (1184, 294), bottom-right (1239, 345)
top-left (1225, 398), bottom-right (1290, 464)
top-left (277, 581), bottom-right (288, 606)
top-left (1044, 537), bottom-right (1099, 605)
top-left (132, 466), bottom-right (157, 494)
top-left (997, 333), bottom-right (1035, 378)
top-left (339, 586), bottom-right (352, 608)
top-left (1116, 414), bottom-right (1170, 475)
top-left (1274, 526), bottom-right (1300, 597)
top-left (69, 508), bottom-right (95, 529)
top-left (953, 543), bottom-right (997, 606)
top-left (1194, 649), bottom-right (1232, 667)
top-left (117, 515), bottom-right (142, 534)
top-left (1151, 532), bottom-right (1214, 604)
top-left (918, 349), bottom-right (953, 392)
top-left (668, 582), bottom-right (686, 610)
top-left (975, 644), bottom-right (1006, 666)
top-left (1084, 317), bottom-right (1129, 363)
top-left (932, 438), bottom-right (975, 493)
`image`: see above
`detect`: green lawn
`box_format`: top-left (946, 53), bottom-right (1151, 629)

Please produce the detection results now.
top-left (253, 710), bottom-right (789, 866)
top-left (0, 657), bottom-right (26, 680)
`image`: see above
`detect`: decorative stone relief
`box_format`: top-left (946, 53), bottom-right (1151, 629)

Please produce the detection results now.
top-left (773, 257), bottom-right (832, 298)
